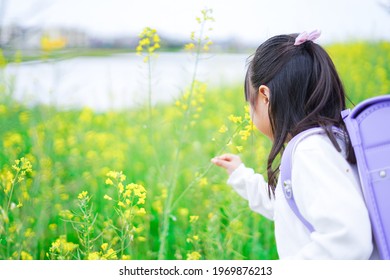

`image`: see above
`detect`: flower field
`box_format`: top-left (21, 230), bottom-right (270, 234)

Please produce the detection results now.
top-left (0, 11), bottom-right (389, 259)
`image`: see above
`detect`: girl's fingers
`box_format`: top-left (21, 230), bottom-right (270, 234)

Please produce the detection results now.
top-left (211, 154), bottom-right (238, 169)
top-left (211, 157), bottom-right (225, 167)
top-left (211, 154), bottom-right (242, 175)
top-left (211, 158), bottom-right (229, 169)
top-left (215, 154), bottom-right (235, 162)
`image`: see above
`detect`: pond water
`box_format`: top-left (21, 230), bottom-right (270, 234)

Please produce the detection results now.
top-left (5, 52), bottom-right (249, 111)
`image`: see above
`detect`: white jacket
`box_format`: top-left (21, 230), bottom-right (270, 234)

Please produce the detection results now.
top-left (227, 134), bottom-right (375, 259)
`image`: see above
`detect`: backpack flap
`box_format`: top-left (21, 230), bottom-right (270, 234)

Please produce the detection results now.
top-left (342, 95), bottom-right (390, 260)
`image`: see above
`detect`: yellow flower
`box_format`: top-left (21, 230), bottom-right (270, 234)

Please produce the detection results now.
top-left (199, 177), bottom-right (208, 186)
top-left (40, 35), bottom-right (67, 52)
top-left (236, 146), bottom-right (243, 152)
top-left (21, 251), bottom-right (33, 260)
top-left (59, 209), bottom-right (74, 220)
top-left (152, 200), bottom-right (163, 214)
top-left (239, 129), bottom-right (251, 140)
top-left (101, 243), bottom-right (108, 251)
top-left (136, 45), bottom-right (143, 54)
top-left (105, 178), bottom-right (113, 185)
top-left (19, 111), bottom-right (30, 124)
top-left (186, 251), bottom-right (201, 260)
top-left (77, 191), bottom-right (88, 200)
top-left (136, 27), bottom-right (160, 58)
top-left (49, 235), bottom-right (78, 256)
top-left (153, 34), bottom-right (160, 43)
top-left (189, 215), bottom-right (199, 223)
top-left (103, 194), bottom-right (112, 200)
top-left (178, 208), bottom-right (189, 217)
top-left (137, 236), bottom-right (146, 242)
top-left (0, 104), bottom-right (7, 114)
top-left (218, 125), bottom-right (228, 133)
top-left (24, 228), bottom-right (35, 238)
top-left (49, 224), bottom-right (58, 231)
top-left (12, 157), bottom-right (33, 173)
top-left (137, 208), bottom-right (146, 215)
top-left (140, 38), bottom-right (150, 46)
top-left (106, 171), bottom-right (118, 178)
top-left (137, 198), bottom-right (145, 205)
top-left (103, 249), bottom-right (118, 260)
top-left (118, 182), bottom-right (124, 193)
top-left (184, 43), bottom-right (195, 50)
top-left (87, 252), bottom-right (101, 260)
top-left (133, 225), bottom-right (144, 233)
top-left (228, 114), bottom-right (242, 124)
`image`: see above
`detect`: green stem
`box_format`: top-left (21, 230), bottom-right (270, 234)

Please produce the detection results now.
top-left (147, 55), bottom-right (152, 122)
top-left (158, 21), bottom-right (206, 260)
top-left (6, 170), bottom-right (20, 213)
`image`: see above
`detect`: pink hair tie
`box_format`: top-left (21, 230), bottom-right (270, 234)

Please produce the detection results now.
top-left (294, 30), bottom-right (321, 46)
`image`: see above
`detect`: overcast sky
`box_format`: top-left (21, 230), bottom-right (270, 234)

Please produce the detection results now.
top-left (2, 0), bottom-right (390, 44)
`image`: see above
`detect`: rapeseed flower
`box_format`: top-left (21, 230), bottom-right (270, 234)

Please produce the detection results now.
top-left (77, 191), bottom-right (88, 200)
top-left (184, 43), bottom-right (195, 51)
top-left (49, 236), bottom-right (78, 260)
top-left (186, 9), bottom-right (214, 54)
top-left (137, 208), bottom-right (146, 216)
top-left (136, 27), bottom-right (160, 58)
top-left (87, 252), bottom-right (100, 260)
top-left (235, 146), bottom-right (243, 152)
top-left (218, 125), bottom-right (228, 133)
top-left (101, 243), bottom-right (108, 251)
top-left (40, 34), bottom-right (66, 52)
top-left (20, 251), bottom-right (33, 260)
top-left (228, 114), bottom-right (242, 124)
top-left (199, 177), bottom-right (208, 187)
top-left (186, 251), bottom-right (201, 260)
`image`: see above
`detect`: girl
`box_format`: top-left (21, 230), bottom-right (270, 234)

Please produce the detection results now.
top-left (211, 31), bottom-right (375, 259)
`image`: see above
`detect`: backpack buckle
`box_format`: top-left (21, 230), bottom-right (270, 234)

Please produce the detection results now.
top-left (283, 180), bottom-right (293, 199)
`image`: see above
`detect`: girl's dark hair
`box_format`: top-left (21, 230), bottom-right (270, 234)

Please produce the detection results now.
top-left (245, 34), bottom-right (355, 197)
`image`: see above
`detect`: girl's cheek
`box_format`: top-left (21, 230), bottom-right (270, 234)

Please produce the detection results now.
top-left (251, 112), bottom-right (262, 132)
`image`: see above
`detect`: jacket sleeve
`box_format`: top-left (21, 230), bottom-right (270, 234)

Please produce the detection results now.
top-left (227, 163), bottom-right (274, 220)
top-left (288, 139), bottom-right (373, 259)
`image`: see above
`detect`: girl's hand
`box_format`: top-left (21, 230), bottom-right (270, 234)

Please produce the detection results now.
top-left (211, 154), bottom-right (242, 175)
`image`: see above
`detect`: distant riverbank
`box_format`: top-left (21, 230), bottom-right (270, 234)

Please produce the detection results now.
top-left (4, 51), bottom-right (249, 111)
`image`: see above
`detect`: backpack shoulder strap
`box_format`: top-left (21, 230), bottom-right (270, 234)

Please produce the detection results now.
top-left (280, 128), bottom-right (321, 233)
top-left (280, 127), bottom-right (345, 233)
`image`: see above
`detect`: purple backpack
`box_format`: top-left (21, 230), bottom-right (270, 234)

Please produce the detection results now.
top-left (280, 95), bottom-right (390, 260)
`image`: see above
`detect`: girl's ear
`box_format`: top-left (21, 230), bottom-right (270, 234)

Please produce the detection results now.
top-left (258, 85), bottom-right (270, 105)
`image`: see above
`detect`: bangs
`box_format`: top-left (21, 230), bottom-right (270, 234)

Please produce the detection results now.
top-left (244, 67), bottom-right (258, 107)
top-left (244, 69), bottom-right (250, 102)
